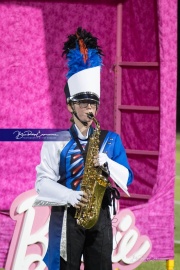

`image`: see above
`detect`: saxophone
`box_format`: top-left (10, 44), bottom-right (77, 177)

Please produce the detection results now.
top-left (75, 113), bottom-right (110, 229)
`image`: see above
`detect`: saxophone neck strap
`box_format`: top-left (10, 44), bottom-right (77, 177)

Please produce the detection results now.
top-left (69, 125), bottom-right (93, 161)
top-left (69, 126), bottom-right (109, 162)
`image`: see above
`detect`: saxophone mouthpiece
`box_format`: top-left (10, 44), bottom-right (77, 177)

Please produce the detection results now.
top-left (87, 112), bottom-right (94, 119)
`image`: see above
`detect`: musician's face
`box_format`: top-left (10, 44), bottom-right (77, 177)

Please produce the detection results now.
top-left (67, 100), bottom-right (98, 127)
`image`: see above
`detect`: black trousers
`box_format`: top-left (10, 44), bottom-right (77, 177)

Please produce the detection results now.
top-left (60, 206), bottom-right (113, 270)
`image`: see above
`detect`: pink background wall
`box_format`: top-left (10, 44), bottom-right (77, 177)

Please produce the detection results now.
top-left (0, 0), bottom-right (118, 266)
top-left (0, 0), bottom-right (177, 267)
top-left (0, 0), bottom-right (118, 208)
top-left (119, 0), bottom-right (176, 263)
top-left (120, 0), bottom-right (160, 203)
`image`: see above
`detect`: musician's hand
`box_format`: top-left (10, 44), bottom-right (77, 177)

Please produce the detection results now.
top-left (67, 190), bottom-right (86, 207)
top-left (74, 191), bottom-right (88, 209)
top-left (94, 154), bottom-right (100, 167)
top-left (94, 153), bottom-right (109, 167)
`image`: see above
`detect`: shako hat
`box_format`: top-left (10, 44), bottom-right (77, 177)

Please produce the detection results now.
top-left (63, 27), bottom-right (103, 104)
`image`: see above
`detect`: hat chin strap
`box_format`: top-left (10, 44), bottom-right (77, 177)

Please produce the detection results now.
top-left (72, 110), bottom-right (88, 127)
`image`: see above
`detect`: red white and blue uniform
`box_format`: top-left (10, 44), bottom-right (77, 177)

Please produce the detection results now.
top-left (35, 125), bottom-right (133, 270)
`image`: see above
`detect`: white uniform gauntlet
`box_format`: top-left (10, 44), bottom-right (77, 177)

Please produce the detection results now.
top-left (98, 153), bottom-right (130, 196)
top-left (35, 178), bottom-right (84, 207)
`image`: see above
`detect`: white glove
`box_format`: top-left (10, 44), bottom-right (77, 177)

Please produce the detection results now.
top-left (98, 153), bottom-right (109, 166)
top-left (98, 153), bottom-right (130, 196)
top-left (67, 190), bottom-right (84, 207)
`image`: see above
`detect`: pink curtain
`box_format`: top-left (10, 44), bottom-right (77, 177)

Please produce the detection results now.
top-left (120, 0), bottom-right (177, 261)
top-left (0, 1), bottom-right (118, 266)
